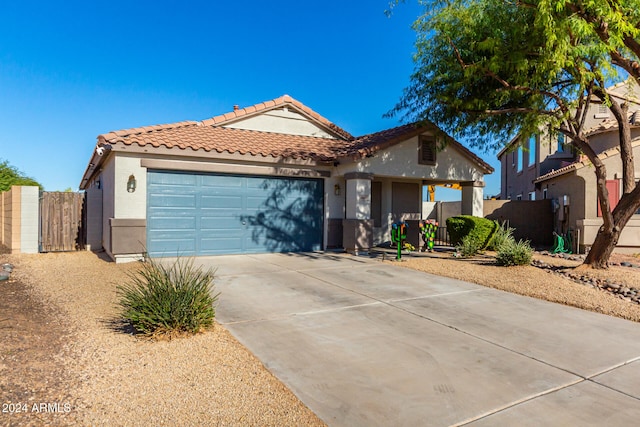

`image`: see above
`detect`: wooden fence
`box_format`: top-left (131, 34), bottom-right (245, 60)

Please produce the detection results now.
top-left (40, 192), bottom-right (85, 252)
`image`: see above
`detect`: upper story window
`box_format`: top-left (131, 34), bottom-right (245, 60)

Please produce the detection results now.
top-left (595, 104), bottom-right (610, 119)
top-left (557, 133), bottom-right (565, 153)
top-left (419, 136), bottom-right (436, 165)
top-left (528, 135), bottom-right (536, 167)
top-left (517, 146), bottom-right (523, 172)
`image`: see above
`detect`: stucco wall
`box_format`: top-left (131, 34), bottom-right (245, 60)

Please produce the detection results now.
top-left (20, 186), bottom-right (39, 253)
top-left (499, 145), bottom-right (540, 200)
top-left (538, 141), bottom-right (640, 250)
top-left (114, 153), bottom-right (147, 219)
top-left (587, 128), bottom-right (640, 156)
top-left (1, 187), bottom-right (17, 250)
top-left (537, 173), bottom-right (586, 234)
top-left (579, 218), bottom-right (640, 253)
top-left (101, 156), bottom-right (116, 258)
top-left (85, 186), bottom-right (103, 251)
top-left (225, 108), bottom-right (336, 138)
top-left (0, 186), bottom-right (39, 253)
top-left (341, 136), bottom-right (485, 182)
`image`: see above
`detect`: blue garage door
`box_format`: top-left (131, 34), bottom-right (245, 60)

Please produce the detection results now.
top-left (146, 170), bottom-right (324, 257)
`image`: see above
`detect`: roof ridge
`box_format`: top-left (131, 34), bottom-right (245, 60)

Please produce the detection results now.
top-left (585, 108), bottom-right (640, 136)
top-left (535, 139), bottom-right (640, 182)
top-left (200, 94), bottom-right (354, 140)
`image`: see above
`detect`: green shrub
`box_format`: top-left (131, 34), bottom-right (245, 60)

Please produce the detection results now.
top-left (457, 234), bottom-right (483, 257)
top-left (496, 239), bottom-right (533, 266)
top-left (446, 215), bottom-right (498, 248)
top-left (117, 257), bottom-right (218, 339)
top-left (487, 221), bottom-right (515, 251)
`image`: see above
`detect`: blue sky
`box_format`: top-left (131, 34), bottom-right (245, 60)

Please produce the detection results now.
top-left (0, 0), bottom-right (501, 198)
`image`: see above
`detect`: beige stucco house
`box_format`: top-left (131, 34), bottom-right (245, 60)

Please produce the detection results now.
top-left (80, 95), bottom-right (493, 262)
top-left (497, 80), bottom-right (640, 253)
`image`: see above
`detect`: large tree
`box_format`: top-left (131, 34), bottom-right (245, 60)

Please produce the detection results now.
top-left (389, 0), bottom-right (640, 269)
top-left (0, 159), bottom-right (42, 192)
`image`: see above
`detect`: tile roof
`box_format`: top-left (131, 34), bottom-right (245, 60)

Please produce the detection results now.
top-left (200, 94), bottom-right (354, 141)
top-left (585, 109), bottom-right (640, 136)
top-left (90, 95), bottom-right (492, 173)
top-left (100, 123), bottom-right (347, 161)
top-left (534, 139), bottom-right (640, 183)
top-left (497, 79), bottom-right (640, 158)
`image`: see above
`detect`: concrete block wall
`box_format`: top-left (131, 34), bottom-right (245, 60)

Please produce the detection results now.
top-left (0, 186), bottom-right (39, 253)
top-left (20, 186), bottom-right (39, 253)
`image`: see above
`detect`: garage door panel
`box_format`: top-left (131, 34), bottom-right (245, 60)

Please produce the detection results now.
top-left (200, 236), bottom-right (244, 253)
top-left (148, 194), bottom-right (197, 208)
top-left (201, 175), bottom-right (243, 188)
top-left (148, 217), bottom-right (197, 230)
top-left (201, 195), bottom-right (242, 209)
top-left (200, 217), bottom-right (242, 230)
top-left (149, 237), bottom-right (197, 255)
top-left (149, 173), bottom-right (198, 186)
top-left (147, 170), bottom-right (323, 257)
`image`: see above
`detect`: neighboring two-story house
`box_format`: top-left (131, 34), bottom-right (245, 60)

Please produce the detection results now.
top-left (497, 80), bottom-right (640, 253)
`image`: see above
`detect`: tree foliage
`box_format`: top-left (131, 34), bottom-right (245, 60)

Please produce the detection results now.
top-left (0, 159), bottom-right (42, 192)
top-left (390, 0), bottom-right (622, 146)
top-left (390, 0), bottom-right (640, 268)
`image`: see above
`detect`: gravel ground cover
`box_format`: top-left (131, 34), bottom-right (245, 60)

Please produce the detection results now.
top-left (2, 248), bottom-right (640, 426)
top-left (1, 251), bottom-right (325, 426)
top-left (391, 249), bottom-right (640, 322)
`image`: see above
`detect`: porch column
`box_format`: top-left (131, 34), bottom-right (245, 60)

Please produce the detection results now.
top-left (343, 172), bottom-right (374, 253)
top-left (345, 172), bottom-right (373, 219)
top-left (461, 181), bottom-right (484, 217)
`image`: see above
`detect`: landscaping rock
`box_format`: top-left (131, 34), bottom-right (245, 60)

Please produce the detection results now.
top-left (531, 254), bottom-right (640, 306)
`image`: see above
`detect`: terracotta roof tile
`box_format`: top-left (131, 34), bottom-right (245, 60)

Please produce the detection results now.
top-left (585, 109), bottom-right (640, 136)
top-left (95, 96), bottom-right (491, 172)
top-left (534, 139), bottom-right (640, 183)
top-left (200, 94), bottom-right (354, 141)
top-left (101, 125), bottom-right (347, 161)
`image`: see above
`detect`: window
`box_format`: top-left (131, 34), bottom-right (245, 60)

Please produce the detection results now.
top-left (517, 147), bottom-right (523, 172)
top-left (528, 135), bottom-right (536, 167)
top-left (516, 194), bottom-right (523, 200)
top-left (595, 104), bottom-right (610, 119)
top-left (543, 188), bottom-right (548, 200)
top-left (557, 133), bottom-right (565, 153)
top-left (528, 192), bottom-right (535, 200)
top-left (419, 136), bottom-right (436, 165)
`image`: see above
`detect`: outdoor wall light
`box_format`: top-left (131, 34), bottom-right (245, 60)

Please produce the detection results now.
top-left (334, 184), bottom-right (341, 196)
top-left (127, 174), bottom-right (137, 193)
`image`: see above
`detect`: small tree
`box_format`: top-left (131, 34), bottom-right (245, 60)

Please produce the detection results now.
top-left (0, 159), bottom-right (42, 192)
top-left (388, 0), bottom-right (640, 269)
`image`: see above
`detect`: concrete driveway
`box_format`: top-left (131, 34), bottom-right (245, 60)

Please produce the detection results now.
top-left (195, 252), bottom-right (640, 426)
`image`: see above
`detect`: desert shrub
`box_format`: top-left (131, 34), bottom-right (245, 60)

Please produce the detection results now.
top-left (487, 221), bottom-right (515, 251)
top-left (117, 256), bottom-right (218, 339)
top-left (446, 215), bottom-right (498, 248)
top-left (495, 239), bottom-right (533, 266)
top-left (457, 234), bottom-right (483, 257)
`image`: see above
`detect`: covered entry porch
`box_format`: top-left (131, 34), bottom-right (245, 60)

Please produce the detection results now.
top-left (332, 172), bottom-right (486, 253)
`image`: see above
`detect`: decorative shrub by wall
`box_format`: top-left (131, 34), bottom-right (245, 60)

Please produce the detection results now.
top-left (446, 215), bottom-right (499, 248)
